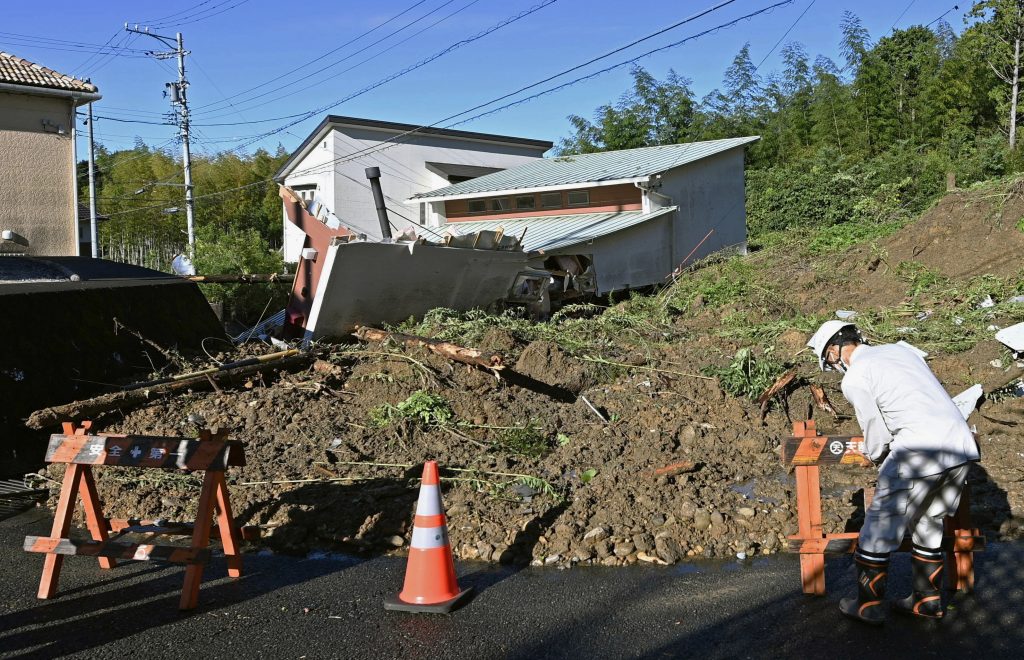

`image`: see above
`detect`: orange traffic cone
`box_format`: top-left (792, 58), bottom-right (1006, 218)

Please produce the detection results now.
top-left (384, 461), bottom-right (472, 613)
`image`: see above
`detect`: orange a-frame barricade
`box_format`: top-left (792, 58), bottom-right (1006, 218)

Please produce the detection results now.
top-left (24, 422), bottom-right (245, 610)
top-left (782, 420), bottom-right (984, 596)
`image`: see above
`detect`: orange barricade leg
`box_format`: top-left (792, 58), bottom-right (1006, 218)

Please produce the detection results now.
top-left (945, 486), bottom-right (975, 593)
top-left (795, 464), bottom-right (826, 595)
top-left (38, 464), bottom-right (85, 599)
top-left (213, 472), bottom-right (243, 578)
top-left (77, 468), bottom-right (115, 570)
top-left (180, 470), bottom-right (218, 610)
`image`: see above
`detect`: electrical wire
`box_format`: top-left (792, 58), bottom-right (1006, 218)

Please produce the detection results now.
top-left (290, 0), bottom-right (795, 179)
top-left (191, 0), bottom-right (431, 112)
top-left (208, 0), bottom-right (558, 149)
top-left (193, 0), bottom-right (472, 117)
top-left (890, 0), bottom-right (918, 31)
top-left (925, 3), bottom-right (961, 29)
top-left (755, 0), bottom-right (815, 69)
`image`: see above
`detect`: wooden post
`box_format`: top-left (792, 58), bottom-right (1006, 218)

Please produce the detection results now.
top-left (795, 464), bottom-right (826, 595)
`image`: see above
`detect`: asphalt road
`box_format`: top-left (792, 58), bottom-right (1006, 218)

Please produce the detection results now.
top-left (1, 510), bottom-right (1022, 659)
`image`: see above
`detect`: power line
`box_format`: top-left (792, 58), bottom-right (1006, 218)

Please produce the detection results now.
top-left (194, 0), bottom-right (735, 129)
top-left (191, 0), bottom-right (431, 112)
top-left (150, 0), bottom-right (254, 28)
top-left (109, 0), bottom-right (780, 218)
top-left (890, 0), bottom-right (918, 31)
top-left (755, 0), bottom-right (815, 69)
top-left (291, 0), bottom-right (795, 179)
top-left (135, 0), bottom-right (221, 26)
top-left (193, 0), bottom-right (472, 117)
top-left (925, 3), bottom-right (961, 29)
top-left (211, 0), bottom-right (559, 150)
top-left (71, 28), bottom-right (124, 77)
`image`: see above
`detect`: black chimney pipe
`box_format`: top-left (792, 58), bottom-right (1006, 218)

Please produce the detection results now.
top-left (364, 166), bottom-right (392, 240)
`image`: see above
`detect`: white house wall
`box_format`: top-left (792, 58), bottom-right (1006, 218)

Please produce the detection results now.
top-left (658, 147), bottom-right (748, 270)
top-left (281, 134), bottom-right (336, 262)
top-left (552, 214), bottom-right (673, 294)
top-left (547, 147), bottom-right (749, 293)
top-left (282, 126), bottom-right (547, 261)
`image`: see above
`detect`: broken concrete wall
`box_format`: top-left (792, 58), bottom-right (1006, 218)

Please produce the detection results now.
top-left (304, 241), bottom-right (535, 339)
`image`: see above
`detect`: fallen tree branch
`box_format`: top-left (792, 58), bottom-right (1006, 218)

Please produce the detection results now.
top-left (186, 273), bottom-right (293, 284)
top-left (353, 326), bottom-right (505, 370)
top-left (577, 355), bottom-right (714, 380)
top-left (809, 384), bottom-right (839, 419)
top-left (25, 349), bottom-right (310, 430)
top-left (757, 369), bottom-right (797, 420)
top-left (113, 317), bottom-right (182, 367)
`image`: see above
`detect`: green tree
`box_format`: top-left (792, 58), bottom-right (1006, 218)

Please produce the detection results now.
top-left (969, 0), bottom-right (1024, 148)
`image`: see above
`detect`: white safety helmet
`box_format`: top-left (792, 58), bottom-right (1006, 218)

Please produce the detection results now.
top-left (807, 321), bottom-right (863, 372)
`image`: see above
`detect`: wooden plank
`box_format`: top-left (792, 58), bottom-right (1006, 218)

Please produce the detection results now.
top-left (108, 518), bottom-right (197, 535)
top-left (44, 434), bottom-right (243, 470)
top-left (213, 472), bottom-right (243, 578)
top-left (24, 536), bottom-right (210, 564)
top-left (781, 434), bottom-right (873, 467)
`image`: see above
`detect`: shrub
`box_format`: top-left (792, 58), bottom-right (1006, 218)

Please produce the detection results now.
top-left (193, 226), bottom-right (286, 324)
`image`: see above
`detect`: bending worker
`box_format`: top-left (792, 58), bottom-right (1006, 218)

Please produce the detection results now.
top-left (807, 321), bottom-right (980, 624)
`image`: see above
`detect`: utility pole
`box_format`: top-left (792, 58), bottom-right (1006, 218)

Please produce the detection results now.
top-left (125, 24), bottom-right (195, 253)
top-left (86, 102), bottom-right (98, 258)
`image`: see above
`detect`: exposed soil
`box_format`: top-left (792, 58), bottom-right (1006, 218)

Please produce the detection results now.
top-left (34, 183), bottom-right (1024, 567)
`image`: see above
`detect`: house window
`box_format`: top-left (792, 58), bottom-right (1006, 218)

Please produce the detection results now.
top-left (515, 195), bottom-right (536, 210)
top-left (567, 190), bottom-right (590, 206)
top-left (490, 197), bottom-right (511, 211)
top-left (468, 199), bottom-right (487, 213)
top-left (540, 192), bottom-right (562, 208)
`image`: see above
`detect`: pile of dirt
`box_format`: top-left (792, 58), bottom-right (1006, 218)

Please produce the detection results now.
top-left (31, 182), bottom-right (1024, 567)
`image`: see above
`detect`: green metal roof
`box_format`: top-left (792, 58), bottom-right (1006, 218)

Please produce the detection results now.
top-left (442, 207), bottom-right (677, 253)
top-left (410, 136), bottom-right (759, 201)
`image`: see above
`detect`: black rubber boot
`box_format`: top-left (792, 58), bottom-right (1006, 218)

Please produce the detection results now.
top-left (894, 546), bottom-right (945, 619)
top-left (840, 550), bottom-right (889, 625)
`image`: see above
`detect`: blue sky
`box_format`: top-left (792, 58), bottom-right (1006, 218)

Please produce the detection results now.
top-left (1, 0), bottom-right (968, 157)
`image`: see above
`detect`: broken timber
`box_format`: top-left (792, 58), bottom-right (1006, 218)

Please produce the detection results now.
top-left (353, 326), bottom-right (505, 371)
top-left (808, 384), bottom-right (839, 419)
top-left (25, 349), bottom-right (310, 430)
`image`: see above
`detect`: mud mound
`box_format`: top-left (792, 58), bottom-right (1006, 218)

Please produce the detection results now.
top-left (879, 189), bottom-right (1024, 279)
top-left (514, 340), bottom-right (594, 394)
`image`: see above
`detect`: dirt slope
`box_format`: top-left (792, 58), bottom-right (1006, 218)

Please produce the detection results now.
top-left (37, 181), bottom-right (1024, 566)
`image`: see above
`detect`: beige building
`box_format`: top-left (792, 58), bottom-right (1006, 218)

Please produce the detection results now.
top-left (0, 52), bottom-right (100, 256)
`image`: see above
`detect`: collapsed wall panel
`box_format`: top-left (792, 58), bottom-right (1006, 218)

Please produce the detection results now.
top-left (302, 241), bottom-right (536, 340)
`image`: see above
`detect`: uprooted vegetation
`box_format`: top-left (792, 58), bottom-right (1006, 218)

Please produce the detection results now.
top-left (36, 177), bottom-right (1024, 566)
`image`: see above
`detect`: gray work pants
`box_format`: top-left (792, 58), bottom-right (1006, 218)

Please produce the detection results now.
top-left (858, 462), bottom-right (971, 554)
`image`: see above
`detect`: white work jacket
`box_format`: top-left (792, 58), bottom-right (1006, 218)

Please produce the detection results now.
top-left (840, 343), bottom-right (979, 478)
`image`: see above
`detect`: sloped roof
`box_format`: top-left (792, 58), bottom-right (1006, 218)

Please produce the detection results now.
top-left (442, 206), bottom-right (676, 253)
top-left (0, 51), bottom-right (98, 93)
top-left (410, 137), bottom-right (759, 201)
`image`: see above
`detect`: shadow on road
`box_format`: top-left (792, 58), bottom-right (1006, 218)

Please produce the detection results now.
top-left (0, 517), bottom-right (360, 659)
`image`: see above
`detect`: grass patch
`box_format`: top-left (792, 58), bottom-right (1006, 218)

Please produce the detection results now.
top-left (703, 347), bottom-right (787, 399)
top-left (370, 390), bottom-right (454, 428)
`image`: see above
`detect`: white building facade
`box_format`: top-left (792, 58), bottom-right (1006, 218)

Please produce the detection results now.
top-left (274, 116), bottom-right (551, 261)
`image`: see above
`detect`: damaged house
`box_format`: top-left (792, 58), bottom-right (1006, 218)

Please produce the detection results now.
top-left (409, 136), bottom-right (760, 296)
top-left (274, 115), bottom-right (552, 260)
